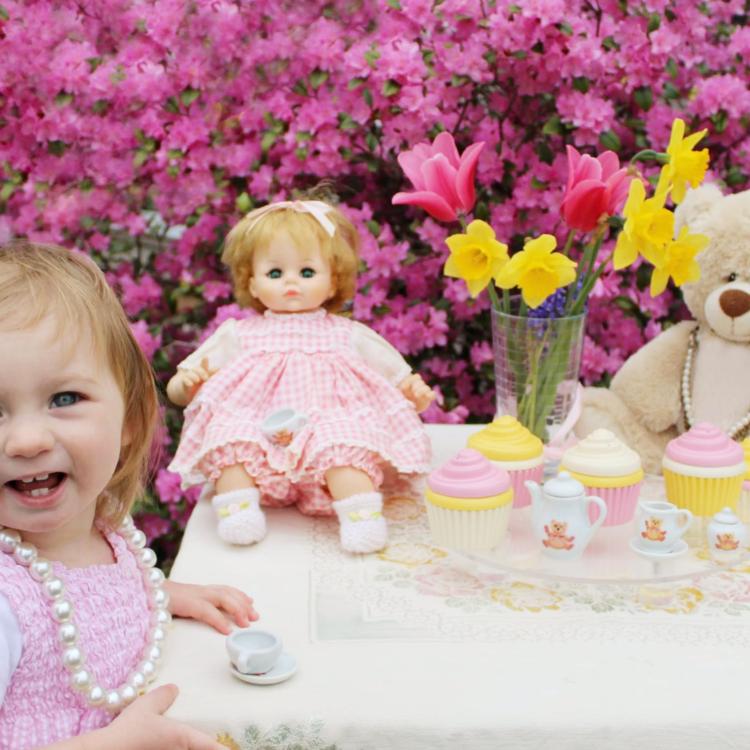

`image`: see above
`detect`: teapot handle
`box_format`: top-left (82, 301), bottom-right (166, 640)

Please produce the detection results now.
top-left (585, 495), bottom-right (608, 533)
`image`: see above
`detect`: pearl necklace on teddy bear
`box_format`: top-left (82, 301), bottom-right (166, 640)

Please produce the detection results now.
top-left (0, 515), bottom-right (169, 714)
top-left (681, 326), bottom-right (750, 441)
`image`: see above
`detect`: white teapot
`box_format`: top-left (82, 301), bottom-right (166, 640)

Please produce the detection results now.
top-left (525, 472), bottom-right (607, 559)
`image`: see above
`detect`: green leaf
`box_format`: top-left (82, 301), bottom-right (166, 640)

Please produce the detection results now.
top-left (557, 21), bottom-right (573, 36)
top-left (366, 219), bottom-right (381, 237)
top-left (294, 146), bottom-right (308, 160)
top-left (602, 36), bottom-right (620, 51)
top-left (364, 46), bottom-right (380, 68)
top-left (382, 79), bottom-right (401, 97)
top-left (450, 74), bottom-right (471, 87)
top-left (362, 88), bottom-right (373, 108)
top-left (92, 99), bottom-right (110, 115)
top-left (260, 132), bottom-right (276, 153)
top-left (0, 183), bottom-right (15, 202)
top-left (633, 85), bottom-right (652, 111)
top-left (386, 0), bottom-right (401, 8)
top-left (599, 130), bottom-right (621, 151)
top-left (133, 149), bottom-right (149, 167)
top-left (295, 130), bottom-right (313, 142)
top-left (483, 49), bottom-right (497, 65)
top-left (310, 69), bottom-right (328, 90)
top-left (665, 57), bottom-right (679, 78)
top-left (542, 115), bottom-right (564, 136)
top-left (347, 77), bottom-right (366, 90)
top-left (662, 81), bottom-right (680, 101)
top-left (365, 131), bottom-right (379, 151)
top-left (530, 176), bottom-right (548, 190)
top-left (47, 140), bottom-right (66, 157)
top-left (572, 76), bottom-right (590, 93)
top-left (711, 109), bottom-right (728, 134)
top-left (55, 92), bottom-right (73, 107)
top-left (725, 165), bottom-right (746, 187)
top-left (647, 12), bottom-right (660, 33)
top-left (180, 88), bottom-right (200, 106)
top-left (337, 112), bottom-right (357, 130)
top-left (86, 56), bottom-right (103, 72)
top-left (511, 50), bottom-right (527, 59)
top-left (0, 5), bottom-right (8, 20)
top-left (291, 80), bottom-right (308, 97)
top-left (164, 96), bottom-right (179, 114)
top-left (508, 3), bottom-right (521, 13)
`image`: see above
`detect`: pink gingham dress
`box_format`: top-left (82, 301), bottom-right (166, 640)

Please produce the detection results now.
top-left (168, 309), bottom-right (431, 515)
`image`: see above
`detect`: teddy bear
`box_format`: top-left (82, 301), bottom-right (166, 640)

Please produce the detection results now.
top-left (575, 183), bottom-right (750, 474)
top-left (543, 520), bottom-right (575, 550)
top-left (641, 517), bottom-right (666, 543)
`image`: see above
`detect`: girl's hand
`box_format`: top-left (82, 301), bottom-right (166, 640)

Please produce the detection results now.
top-left (96, 684), bottom-right (225, 750)
top-left (164, 581), bottom-right (259, 634)
top-left (166, 358), bottom-right (216, 406)
top-left (398, 374), bottom-right (436, 413)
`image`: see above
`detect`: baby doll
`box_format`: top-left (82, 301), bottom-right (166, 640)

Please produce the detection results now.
top-left (167, 199), bottom-right (434, 553)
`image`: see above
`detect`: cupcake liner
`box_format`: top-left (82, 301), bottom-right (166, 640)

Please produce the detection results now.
top-left (663, 470), bottom-right (744, 517)
top-left (425, 504), bottom-right (511, 551)
top-left (507, 464), bottom-right (544, 509)
top-left (586, 481), bottom-right (642, 526)
top-left (738, 482), bottom-right (750, 524)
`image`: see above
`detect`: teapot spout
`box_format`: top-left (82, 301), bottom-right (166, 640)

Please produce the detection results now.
top-left (525, 480), bottom-right (542, 513)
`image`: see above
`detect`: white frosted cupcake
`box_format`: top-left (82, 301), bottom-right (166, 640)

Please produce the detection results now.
top-left (560, 429), bottom-right (643, 526)
top-left (467, 416), bottom-right (544, 508)
top-left (425, 449), bottom-right (513, 551)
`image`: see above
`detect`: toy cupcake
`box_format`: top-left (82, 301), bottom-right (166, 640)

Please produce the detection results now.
top-left (662, 423), bottom-right (746, 517)
top-left (559, 429), bottom-right (644, 526)
top-left (467, 416), bottom-right (543, 508)
top-left (738, 438), bottom-right (750, 523)
top-left (424, 449), bottom-right (513, 550)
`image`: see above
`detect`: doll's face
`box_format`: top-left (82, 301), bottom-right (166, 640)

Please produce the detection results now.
top-left (249, 230), bottom-right (334, 313)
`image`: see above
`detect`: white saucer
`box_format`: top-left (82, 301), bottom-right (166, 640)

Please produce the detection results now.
top-left (629, 537), bottom-right (689, 560)
top-left (230, 651), bottom-right (297, 686)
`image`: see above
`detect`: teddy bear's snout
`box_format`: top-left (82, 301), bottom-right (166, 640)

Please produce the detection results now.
top-left (719, 289), bottom-right (750, 319)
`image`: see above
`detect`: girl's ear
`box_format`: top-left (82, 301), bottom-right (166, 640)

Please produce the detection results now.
top-left (248, 275), bottom-right (258, 299)
top-left (121, 421), bottom-right (133, 448)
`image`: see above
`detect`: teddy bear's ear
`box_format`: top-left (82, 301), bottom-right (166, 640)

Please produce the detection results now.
top-left (674, 183), bottom-right (723, 233)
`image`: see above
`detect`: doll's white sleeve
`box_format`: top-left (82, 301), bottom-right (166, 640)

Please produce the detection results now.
top-left (0, 593), bottom-right (22, 706)
top-left (351, 321), bottom-right (412, 386)
top-left (177, 319), bottom-right (241, 373)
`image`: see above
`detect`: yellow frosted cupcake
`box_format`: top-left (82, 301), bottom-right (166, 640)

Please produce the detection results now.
top-left (425, 449), bottom-right (513, 551)
top-left (560, 429), bottom-right (643, 526)
top-left (738, 438), bottom-right (750, 523)
top-left (662, 423), bottom-right (746, 517)
top-left (467, 416), bottom-right (543, 508)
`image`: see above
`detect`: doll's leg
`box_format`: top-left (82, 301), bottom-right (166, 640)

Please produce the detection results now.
top-left (212, 464), bottom-right (267, 545)
top-left (325, 466), bottom-right (387, 554)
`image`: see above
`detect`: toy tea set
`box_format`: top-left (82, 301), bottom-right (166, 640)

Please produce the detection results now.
top-left (424, 416), bottom-right (750, 575)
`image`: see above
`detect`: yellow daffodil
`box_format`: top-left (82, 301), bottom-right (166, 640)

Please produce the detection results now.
top-left (495, 234), bottom-right (577, 309)
top-left (444, 219), bottom-right (509, 297)
top-left (649, 225), bottom-right (708, 296)
top-left (613, 179), bottom-right (674, 270)
top-left (656, 118), bottom-right (710, 204)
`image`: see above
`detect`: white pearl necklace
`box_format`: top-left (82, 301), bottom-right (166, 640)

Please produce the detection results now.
top-left (0, 515), bottom-right (170, 714)
top-left (681, 326), bottom-right (750, 441)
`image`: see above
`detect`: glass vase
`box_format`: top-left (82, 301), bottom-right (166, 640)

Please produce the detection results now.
top-left (491, 306), bottom-right (586, 443)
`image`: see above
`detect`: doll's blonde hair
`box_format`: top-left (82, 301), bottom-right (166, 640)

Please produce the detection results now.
top-left (222, 200), bottom-right (360, 313)
top-left (0, 241), bottom-right (159, 528)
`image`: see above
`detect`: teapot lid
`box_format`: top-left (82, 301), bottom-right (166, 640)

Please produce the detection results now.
top-left (545, 471), bottom-right (584, 498)
top-left (712, 506), bottom-right (741, 525)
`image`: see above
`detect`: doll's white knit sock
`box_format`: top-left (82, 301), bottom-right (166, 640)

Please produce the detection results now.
top-left (211, 488), bottom-right (266, 545)
top-left (332, 492), bottom-right (387, 554)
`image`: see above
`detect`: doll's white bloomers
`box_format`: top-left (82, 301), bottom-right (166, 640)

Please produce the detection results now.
top-left (168, 307), bottom-right (431, 549)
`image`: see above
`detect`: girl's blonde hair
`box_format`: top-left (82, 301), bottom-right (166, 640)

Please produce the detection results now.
top-left (0, 241), bottom-right (159, 528)
top-left (222, 200), bottom-right (360, 313)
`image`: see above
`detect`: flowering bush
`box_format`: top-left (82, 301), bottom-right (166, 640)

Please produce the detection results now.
top-left (1, 0), bottom-right (748, 557)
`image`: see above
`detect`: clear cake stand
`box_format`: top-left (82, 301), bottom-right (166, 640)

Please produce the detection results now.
top-left (459, 478), bottom-right (747, 605)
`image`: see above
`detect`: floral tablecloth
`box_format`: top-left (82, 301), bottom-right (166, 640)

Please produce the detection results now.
top-left (161, 425), bottom-right (750, 750)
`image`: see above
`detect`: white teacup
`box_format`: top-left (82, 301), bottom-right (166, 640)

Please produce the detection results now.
top-left (226, 629), bottom-right (283, 675)
top-left (637, 500), bottom-right (693, 550)
top-left (261, 408), bottom-right (308, 446)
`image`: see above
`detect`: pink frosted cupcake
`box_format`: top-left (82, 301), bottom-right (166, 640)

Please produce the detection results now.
top-left (560, 429), bottom-right (644, 526)
top-left (662, 423), bottom-right (746, 517)
top-left (424, 449), bottom-right (513, 551)
top-left (467, 416), bottom-right (544, 508)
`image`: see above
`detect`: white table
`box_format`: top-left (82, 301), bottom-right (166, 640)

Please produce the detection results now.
top-left (159, 425), bottom-right (750, 750)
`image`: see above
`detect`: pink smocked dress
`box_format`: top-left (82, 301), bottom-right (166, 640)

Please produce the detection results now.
top-left (168, 309), bottom-right (431, 515)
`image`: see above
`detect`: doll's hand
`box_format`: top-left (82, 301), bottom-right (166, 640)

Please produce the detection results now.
top-left (167, 358), bottom-right (216, 406)
top-left (164, 580), bottom-right (259, 634)
top-left (96, 684), bottom-right (225, 750)
top-left (399, 373), bottom-right (436, 413)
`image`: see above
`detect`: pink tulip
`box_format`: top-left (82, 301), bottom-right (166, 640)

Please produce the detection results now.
top-left (392, 132), bottom-right (484, 222)
top-left (561, 145), bottom-right (632, 232)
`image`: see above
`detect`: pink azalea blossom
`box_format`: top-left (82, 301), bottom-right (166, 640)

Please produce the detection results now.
top-left (392, 132), bottom-right (484, 222)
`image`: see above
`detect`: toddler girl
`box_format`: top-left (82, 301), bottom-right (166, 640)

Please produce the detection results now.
top-left (167, 199), bottom-right (434, 553)
top-left (0, 242), bottom-right (257, 750)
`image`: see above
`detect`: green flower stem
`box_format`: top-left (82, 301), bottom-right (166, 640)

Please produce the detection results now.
top-left (487, 283), bottom-right (501, 312)
top-left (630, 149), bottom-right (669, 165)
top-left (565, 225), bottom-right (605, 315)
top-left (569, 250), bottom-right (615, 316)
top-left (502, 287), bottom-right (510, 314)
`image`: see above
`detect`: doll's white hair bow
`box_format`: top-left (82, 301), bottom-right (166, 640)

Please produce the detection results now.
top-left (242, 200), bottom-right (336, 237)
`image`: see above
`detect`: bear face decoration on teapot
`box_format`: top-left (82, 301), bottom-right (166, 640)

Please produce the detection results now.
top-left (525, 472), bottom-right (607, 559)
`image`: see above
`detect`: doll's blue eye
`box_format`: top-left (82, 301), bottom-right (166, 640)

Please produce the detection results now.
top-left (51, 392), bottom-right (81, 408)
top-left (267, 269), bottom-right (282, 279)
top-left (301, 267), bottom-right (316, 279)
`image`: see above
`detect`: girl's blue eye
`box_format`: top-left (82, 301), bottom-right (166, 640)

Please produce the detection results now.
top-left (267, 269), bottom-right (282, 279)
top-left (51, 392), bottom-right (81, 408)
top-left (301, 267), bottom-right (316, 279)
